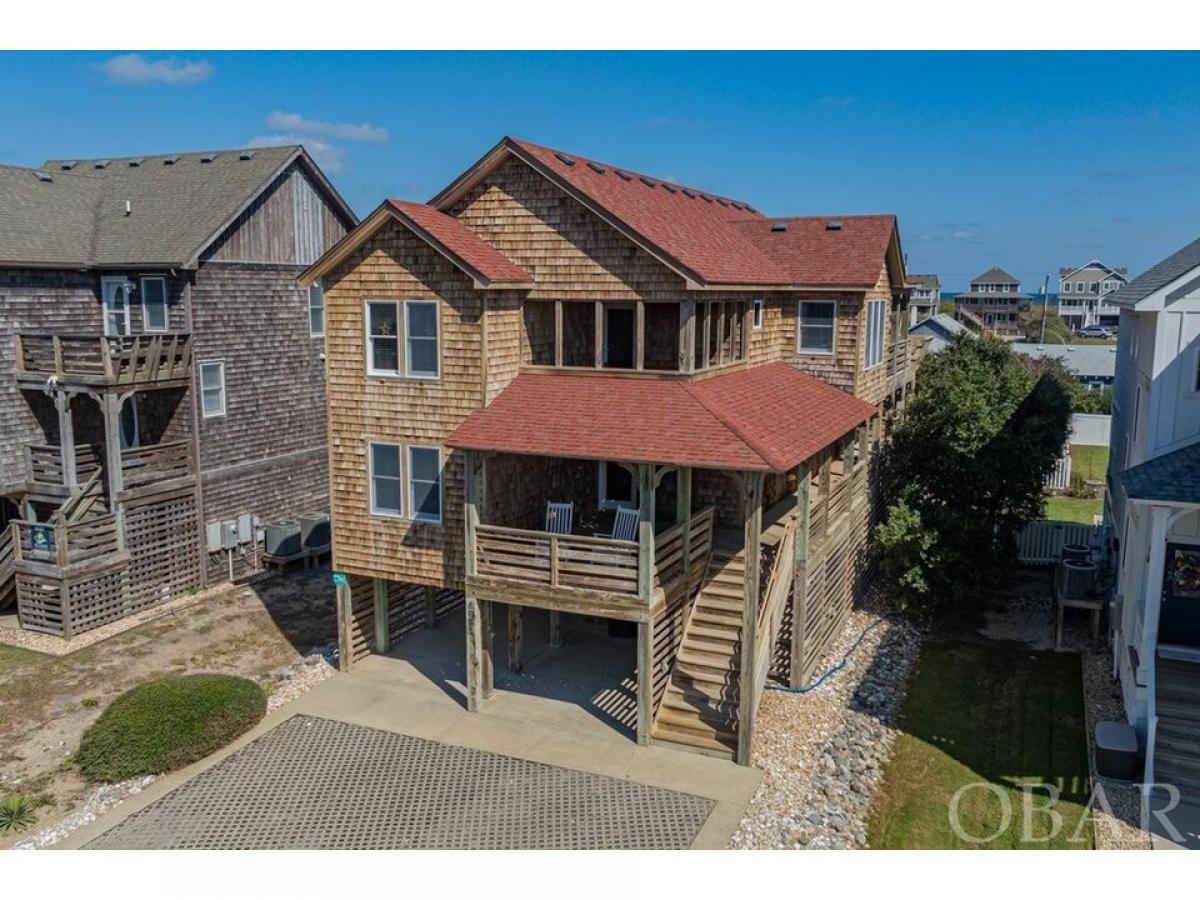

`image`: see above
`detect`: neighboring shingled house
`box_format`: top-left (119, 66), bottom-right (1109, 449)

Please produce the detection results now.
top-left (1056, 259), bottom-right (1128, 332)
top-left (955, 266), bottom-right (1028, 337)
top-left (0, 146), bottom-right (356, 637)
top-left (906, 273), bottom-right (940, 326)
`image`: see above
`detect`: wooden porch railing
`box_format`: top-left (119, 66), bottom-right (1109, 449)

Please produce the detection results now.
top-left (25, 443), bottom-right (102, 486)
top-left (474, 524), bottom-right (640, 596)
top-left (121, 440), bottom-right (192, 488)
top-left (54, 469), bottom-right (105, 525)
top-left (17, 333), bottom-right (192, 385)
top-left (653, 506), bottom-right (715, 588)
top-left (0, 523), bottom-right (17, 611)
top-left (753, 516), bottom-right (796, 701)
top-left (13, 512), bottom-right (120, 570)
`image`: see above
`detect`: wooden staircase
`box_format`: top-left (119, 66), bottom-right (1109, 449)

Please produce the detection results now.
top-left (651, 545), bottom-right (746, 757)
top-left (0, 523), bottom-right (16, 612)
top-left (1154, 652), bottom-right (1200, 799)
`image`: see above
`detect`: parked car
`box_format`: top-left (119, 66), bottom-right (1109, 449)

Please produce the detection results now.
top-left (1079, 325), bottom-right (1112, 338)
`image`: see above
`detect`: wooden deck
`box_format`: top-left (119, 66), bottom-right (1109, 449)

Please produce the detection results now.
top-left (16, 332), bottom-right (192, 388)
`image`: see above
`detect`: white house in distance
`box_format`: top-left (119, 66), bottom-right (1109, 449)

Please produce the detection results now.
top-left (1105, 235), bottom-right (1200, 796)
top-left (907, 273), bottom-right (940, 326)
top-left (1058, 259), bottom-right (1128, 332)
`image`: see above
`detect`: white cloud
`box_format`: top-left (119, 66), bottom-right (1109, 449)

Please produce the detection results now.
top-left (249, 134), bottom-right (345, 173)
top-left (100, 53), bottom-right (214, 86)
top-left (265, 110), bottom-right (388, 143)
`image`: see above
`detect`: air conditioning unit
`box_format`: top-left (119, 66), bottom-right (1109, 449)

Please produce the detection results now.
top-left (299, 511), bottom-right (331, 550)
top-left (265, 520), bottom-right (301, 557)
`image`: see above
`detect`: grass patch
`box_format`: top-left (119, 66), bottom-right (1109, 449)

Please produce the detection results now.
top-left (868, 640), bottom-right (1093, 849)
top-left (0, 643), bottom-right (48, 678)
top-left (1045, 495), bottom-right (1102, 524)
top-left (1070, 444), bottom-right (1108, 483)
top-left (75, 674), bottom-right (266, 783)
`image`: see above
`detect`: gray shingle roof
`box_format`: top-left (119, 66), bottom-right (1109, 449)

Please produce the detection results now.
top-left (0, 146), bottom-right (352, 268)
top-left (1109, 236), bottom-right (1200, 306)
top-left (971, 266), bottom-right (1019, 285)
top-left (909, 313), bottom-right (968, 352)
top-left (1010, 342), bottom-right (1117, 379)
top-left (1121, 442), bottom-right (1200, 505)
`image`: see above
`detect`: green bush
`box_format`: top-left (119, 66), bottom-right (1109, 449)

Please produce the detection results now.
top-left (0, 794), bottom-right (42, 833)
top-left (76, 674), bottom-right (266, 783)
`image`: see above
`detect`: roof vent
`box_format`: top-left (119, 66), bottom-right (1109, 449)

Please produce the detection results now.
top-left (771, 221), bottom-right (788, 232)
top-left (59, 161), bottom-right (77, 171)
top-left (554, 152), bottom-right (575, 166)
top-left (200, 153), bottom-right (217, 163)
top-left (128, 157), bottom-right (144, 167)
top-left (715, 197), bottom-right (729, 207)
top-left (661, 184), bottom-right (678, 194)
top-left (682, 188), bottom-right (696, 199)
top-left (94, 160), bottom-right (110, 169)
top-left (239, 150), bottom-right (255, 160)
top-left (586, 161), bottom-right (606, 175)
top-left (614, 168), bottom-right (632, 181)
top-left (639, 176), bottom-right (656, 188)
top-left (163, 156), bottom-right (179, 165)
top-left (32, 170), bottom-right (53, 183)
top-left (699, 193), bottom-right (714, 203)
top-left (825, 219), bottom-right (843, 231)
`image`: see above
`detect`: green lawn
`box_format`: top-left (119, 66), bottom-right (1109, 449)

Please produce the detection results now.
top-left (1070, 444), bottom-right (1108, 482)
top-left (1045, 495), bottom-right (1102, 524)
top-left (867, 640), bottom-right (1094, 849)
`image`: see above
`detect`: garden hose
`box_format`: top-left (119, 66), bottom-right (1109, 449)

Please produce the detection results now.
top-left (764, 616), bottom-right (887, 694)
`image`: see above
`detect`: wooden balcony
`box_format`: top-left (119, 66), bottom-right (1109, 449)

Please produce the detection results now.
top-left (16, 333), bottom-right (192, 388)
top-left (120, 441), bottom-right (194, 492)
top-left (468, 506), bottom-right (716, 621)
top-left (25, 444), bottom-right (101, 497)
top-left (24, 441), bottom-right (193, 499)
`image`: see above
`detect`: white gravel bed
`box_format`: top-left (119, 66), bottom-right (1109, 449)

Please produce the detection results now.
top-left (729, 600), bottom-right (923, 849)
top-left (9, 646), bottom-right (338, 850)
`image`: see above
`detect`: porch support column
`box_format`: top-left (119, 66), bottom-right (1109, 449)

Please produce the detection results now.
top-left (100, 392), bottom-right (126, 551)
top-left (334, 574), bottom-right (353, 672)
top-left (464, 450), bottom-right (493, 710)
top-left (1140, 505), bottom-right (1170, 683)
top-left (636, 462), bottom-right (657, 747)
top-left (676, 465), bottom-right (693, 573)
top-left (55, 390), bottom-right (77, 489)
top-left (508, 605), bottom-right (523, 672)
top-left (554, 300), bottom-right (563, 368)
top-left (678, 299), bottom-right (696, 374)
top-left (373, 578), bottom-right (389, 653)
top-left (789, 464), bottom-right (812, 688)
top-left (594, 300), bottom-right (604, 369)
top-left (737, 471), bottom-right (765, 766)
top-left (548, 610), bottom-right (562, 648)
top-left (635, 300), bottom-right (645, 371)
top-left (424, 586), bottom-right (437, 628)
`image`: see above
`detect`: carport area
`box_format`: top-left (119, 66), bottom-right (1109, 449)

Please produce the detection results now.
top-left (64, 605), bottom-right (759, 850)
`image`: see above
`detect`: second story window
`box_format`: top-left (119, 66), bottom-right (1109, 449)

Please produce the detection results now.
top-left (408, 446), bottom-right (443, 523)
top-left (140, 276), bottom-right (168, 333)
top-left (367, 300), bottom-right (400, 376)
top-left (309, 284), bottom-right (325, 338)
top-left (405, 300), bottom-right (440, 379)
top-left (369, 442), bottom-right (403, 517)
top-left (1063, 282), bottom-right (1072, 293)
top-left (865, 300), bottom-right (886, 369)
top-left (798, 300), bottom-right (836, 354)
top-left (199, 361), bottom-right (226, 418)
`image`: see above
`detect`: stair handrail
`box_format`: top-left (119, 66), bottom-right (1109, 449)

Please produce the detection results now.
top-left (753, 517), bottom-right (797, 698)
top-left (53, 468), bottom-right (104, 526)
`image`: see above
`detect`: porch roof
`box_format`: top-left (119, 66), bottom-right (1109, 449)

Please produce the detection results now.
top-left (1122, 442), bottom-right (1200, 505)
top-left (445, 362), bottom-right (877, 473)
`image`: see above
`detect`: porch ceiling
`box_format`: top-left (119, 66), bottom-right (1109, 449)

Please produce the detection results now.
top-left (446, 362), bottom-right (877, 473)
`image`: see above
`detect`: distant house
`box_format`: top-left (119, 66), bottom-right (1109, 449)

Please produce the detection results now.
top-left (1010, 342), bottom-right (1116, 390)
top-left (1104, 234), bottom-right (1200, 796)
top-left (1057, 259), bottom-right (1128, 332)
top-left (909, 312), bottom-right (968, 353)
top-left (907, 273), bottom-right (940, 326)
top-left (955, 266), bottom-right (1027, 337)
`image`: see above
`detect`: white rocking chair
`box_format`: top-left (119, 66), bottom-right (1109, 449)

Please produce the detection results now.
top-left (597, 505), bottom-right (639, 541)
top-left (544, 501), bottom-right (574, 535)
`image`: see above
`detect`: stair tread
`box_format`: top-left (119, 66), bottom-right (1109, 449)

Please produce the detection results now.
top-left (651, 722), bottom-right (737, 752)
top-left (663, 689), bottom-right (737, 718)
top-left (687, 622), bottom-right (740, 641)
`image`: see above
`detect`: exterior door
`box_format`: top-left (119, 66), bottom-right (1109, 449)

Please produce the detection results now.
top-left (1161, 544), bottom-right (1200, 647)
top-left (102, 278), bottom-right (131, 337)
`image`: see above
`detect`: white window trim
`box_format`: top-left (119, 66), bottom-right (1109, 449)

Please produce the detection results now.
top-left (407, 445), bottom-right (444, 524)
top-left (1063, 282), bottom-right (1073, 293)
top-left (365, 299), bottom-right (402, 378)
top-left (405, 299), bottom-right (441, 380)
top-left (864, 299), bottom-right (886, 370)
top-left (796, 299), bottom-right (838, 356)
top-left (101, 276), bottom-right (132, 337)
top-left (198, 360), bottom-right (226, 418)
top-left (308, 283), bottom-right (325, 339)
top-left (598, 460), bottom-right (638, 511)
top-left (139, 276), bottom-right (169, 334)
top-left (368, 440), bottom-right (404, 519)
top-left (752, 298), bottom-right (764, 331)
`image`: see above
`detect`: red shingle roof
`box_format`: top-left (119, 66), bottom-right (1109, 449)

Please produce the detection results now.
top-left (386, 200), bottom-right (532, 286)
top-left (445, 363), bottom-right (877, 473)
top-left (732, 216), bottom-right (898, 288)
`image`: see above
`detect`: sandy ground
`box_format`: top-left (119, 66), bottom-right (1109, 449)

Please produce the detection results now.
top-left (0, 565), bottom-right (337, 848)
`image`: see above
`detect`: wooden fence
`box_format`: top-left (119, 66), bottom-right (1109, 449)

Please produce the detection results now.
top-left (1017, 520), bottom-right (1107, 565)
top-left (1045, 451), bottom-right (1073, 491)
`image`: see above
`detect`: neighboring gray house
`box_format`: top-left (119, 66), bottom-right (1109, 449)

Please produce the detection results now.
top-left (1103, 234), bottom-right (1200, 799)
top-left (907, 273), bottom-right (940, 326)
top-left (1057, 259), bottom-right (1127, 332)
top-left (955, 266), bottom-right (1028, 336)
top-left (0, 146), bottom-right (356, 636)
top-left (1010, 341), bottom-right (1116, 390)
top-left (909, 312), bottom-right (968, 353)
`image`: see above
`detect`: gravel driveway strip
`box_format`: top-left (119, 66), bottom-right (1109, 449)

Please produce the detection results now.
top-left (85, 715), bottom-right (714, 849)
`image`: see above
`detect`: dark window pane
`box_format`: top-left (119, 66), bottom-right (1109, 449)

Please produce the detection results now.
top-left (373, 478), bottom-right (401, 514)
top-left (800, 325), bottom-right (834, 353)
top-left (802, 301), bottom-right (835, 324)
top-left (409, 447), bottom-right (439, 482)
top-left (408, 338), bottom-right (438, 376)
top-left (606, 461), bottom-right (633, 503)
top-left (407, 302), bottom-right (437, 338)
top-left (412, 480), bottom-right (440, 519)
top-left (369, 302), bottom-right (397, 337)
top-left (372, 337), bottom-right (398, 372)
top-left (371, 443), bottom-right (400, 478)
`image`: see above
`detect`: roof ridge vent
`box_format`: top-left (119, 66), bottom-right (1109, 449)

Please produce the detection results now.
top-left (128, 158), bottom-right (144, 167)
top-left (554, 152), bottom-right (575, 166)
top-left (661, 184), bottom-right (678, 194)
top-left (239, 150), bottom-right (256, 160)
top-left (614, 169), bottom-right (632, 181)
top-left (771, 221), bottom-right (788, 232)
top-left (825, 219), bottom-right (843, 231)
top-left (715, 197), bottom-right (729, 207)
top-left (586, 161), bottom-right (606, 174)
top-left (200, 153), bottom-right (217, 163)
top-left (32, 170), bottom-right (53, 183)
top-left (639, 176), bottom-right (656, 188)
top-left (59, 161), bottom-right (77, 171)
top-left (163, 156), bottom-right (179, 165)
top-left (94, 160), bottom-right (109, 169)
top-left (682, 188), bottom-right (696, 199)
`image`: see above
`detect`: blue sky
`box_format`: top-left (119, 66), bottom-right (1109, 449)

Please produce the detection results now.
top-left (1, 50), bottom-right (1197, 290)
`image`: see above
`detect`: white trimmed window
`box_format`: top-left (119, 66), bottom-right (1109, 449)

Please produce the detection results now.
top-left (199, 361), bottom-right (226, 418)
top-left (366, 300), bottom-right (400, 376)
top-left (309, 284), bottom-right (325, 338)
top-left (797, 300), bottom-right (836, 354)
top-left (369, 442), bottom-right (403, 517)
top-left (865, 300), bottom-right (886, 369)
top-left (752, 298), bottom-right (764, 330)
top-left (1063, 282), bottom-right (1072, 293)
top-left (407, 446), bottom-right (443, 523)
top-left (405, 300), bottom-right (439, 379)
top-left (140, 276), bottom-right (168, 333)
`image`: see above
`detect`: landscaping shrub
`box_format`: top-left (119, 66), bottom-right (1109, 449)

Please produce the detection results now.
top-left (76, 674), bottom-right (266, 783)
top-left (0, 794), bottom-right (42, 833)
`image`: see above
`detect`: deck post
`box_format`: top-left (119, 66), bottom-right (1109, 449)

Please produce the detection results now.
top-left (676, 465), bottom-right (693, 572)
top-left (678, 299), bottom-right (695, 374)
top-left (55, 390), bottom-right (77, 489)
top-left (636, 462), bottom-right (657, 745)
top-left (737, 470), bottom-right (764, 766)
top-left (635, 299), bottom-right (645, 371)
top-left (463, 450), bottom-right (493, 708)
top-left (594, 300), bottom-right (604, 368)
top-left (373, 578), bottom-right (389, 653)
top-left (465, 593), bottom-right (486, 711)
top-left (335, 575), bottom-right (353, 672)
top-left (100, 392), bottom-right (126, 552)
top-left (554, 300), bottom-right (563, 368)
top-left (424, 586), bottom-right (437, 629)
top-left (548, 610), bottom-right (562, 647)
top-left (790, 464), bottom-right (812, 688)
top-left (507, 604), bottom-right (523, 672)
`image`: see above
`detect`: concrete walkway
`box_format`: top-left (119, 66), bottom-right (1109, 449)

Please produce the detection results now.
top-left (62, 613), bottom-right (761, 849)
